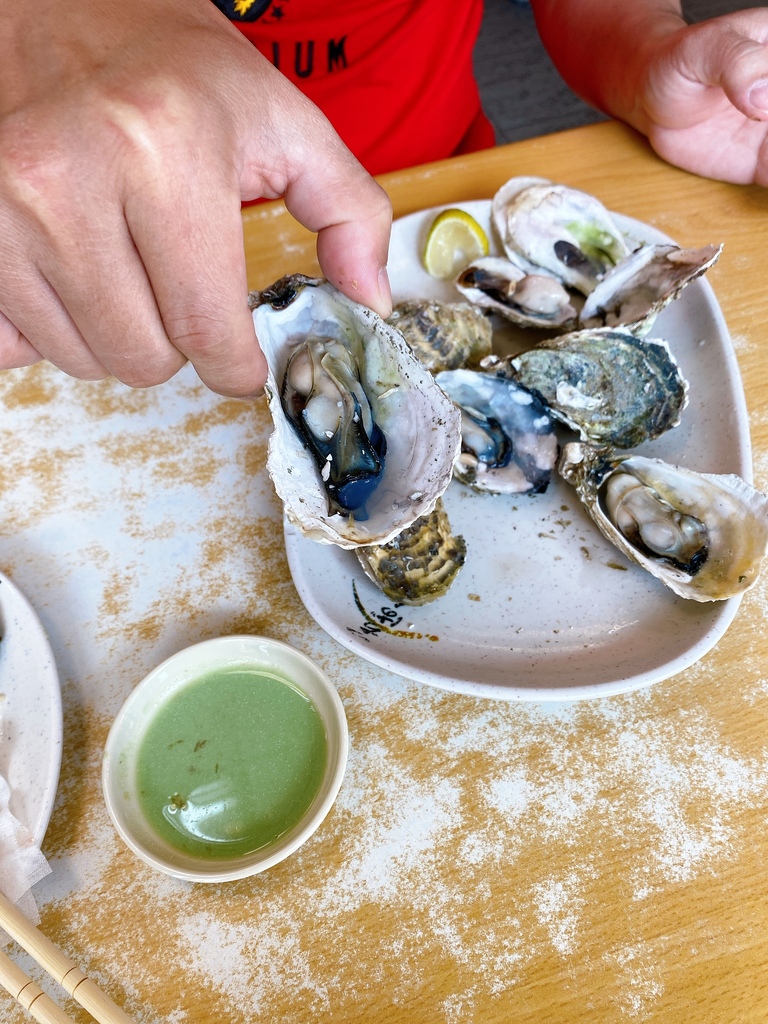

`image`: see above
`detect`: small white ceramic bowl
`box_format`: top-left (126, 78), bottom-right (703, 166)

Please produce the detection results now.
top-left (102, 635), bottom-right (348, 882)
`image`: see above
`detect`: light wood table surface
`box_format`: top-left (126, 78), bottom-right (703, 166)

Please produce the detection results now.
top-left (3, 119), bottom-right (768, 1024)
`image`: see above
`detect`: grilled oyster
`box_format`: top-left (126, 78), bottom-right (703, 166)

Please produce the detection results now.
top-left (498, 327), bottom-right (688, 449)
top-left (356, 497), bottom-right (466, 605)
top-left (491, 177), bottom-right (630, 294)
top-left (251, 275), bottom-right (461, 548)
top-left (558, 442), bottom-right (768, 601)
top-left (579, 243), bottom-right (723, 332)
top-left (386, 298), bottom-right (492, 372)
top-left (435, 368), bottom-right (558, 494)
top-left (455, 256), bottom-right (577, 329)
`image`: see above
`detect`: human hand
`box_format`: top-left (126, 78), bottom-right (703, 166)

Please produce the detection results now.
top-left (0, 0), bottom-right (392, 396)
top-left (639, 9), bottom-right (768, 185)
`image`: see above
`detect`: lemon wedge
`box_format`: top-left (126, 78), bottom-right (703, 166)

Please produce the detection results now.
top-left (422, 208), bottom-right (490, 279)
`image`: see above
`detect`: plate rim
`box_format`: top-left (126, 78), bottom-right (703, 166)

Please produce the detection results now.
top-left (284, 521), bottom-right (743, 702)
top-left (0, 570), bottom-right (63, 842)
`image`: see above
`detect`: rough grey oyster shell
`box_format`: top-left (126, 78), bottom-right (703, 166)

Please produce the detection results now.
top-left (455, 256), bottom-right (577, 329)
top-left (491, 177), bottom-right (631, 294)
top-left (558, 442), bottom-right (768, 601)
top-left (497, 327), bottom-right (688, 449)
top-left (579, 243), bottom-right (723, 332)
top-left (435, 368), bottom-right (559, 494)
top-left (385, 298), bottom-right (492, 372)
top-left (251, 275), bottom-right (461, 548)
top-left (356, 497), bottom-right (466, 605)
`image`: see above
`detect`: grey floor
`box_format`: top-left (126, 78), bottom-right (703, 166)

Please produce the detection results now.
top-left (474, 0), bottom-right (755, 144)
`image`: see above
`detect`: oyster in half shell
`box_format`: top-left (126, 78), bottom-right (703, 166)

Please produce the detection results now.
top-left (579, 243), bottom-right (723, 332)
top-left (558, 443), bottom-right (768, 601)
top-left (435, 369), bottom-right (558, 494)
top-left (356, 497), bottom-right (466, 605)
top-left (455, 256), bottom-right (577, 329)
top-left (498, 327), bottom-right (688, 449)
top-left (251, 275), bottom-right (461, 548)
top-left (386, 298), bottom-right (492, 372)
top-left (491, 177), bottom-right (630, 294)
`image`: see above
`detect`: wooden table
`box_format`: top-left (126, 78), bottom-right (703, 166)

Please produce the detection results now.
top-left (3, 120), bottom-right (768, 1024)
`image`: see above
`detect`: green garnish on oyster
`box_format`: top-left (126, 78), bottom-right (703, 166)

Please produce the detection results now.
top-left (491, 177), bottom-right (630, 294)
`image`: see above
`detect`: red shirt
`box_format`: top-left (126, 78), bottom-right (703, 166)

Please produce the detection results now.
top-left (213, 0), bottom-right (493, 175)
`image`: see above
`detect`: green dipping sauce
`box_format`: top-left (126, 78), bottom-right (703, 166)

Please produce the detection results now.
top-left (135, 667), bottom-right (328, 860)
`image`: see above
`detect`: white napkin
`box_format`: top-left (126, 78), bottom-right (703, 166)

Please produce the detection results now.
top-left (0, 771), bottom-right (51, 925)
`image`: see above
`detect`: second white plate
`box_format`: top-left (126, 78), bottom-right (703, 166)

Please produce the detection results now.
top-left (285, 201), bottom-right (751, 701)
top-left (0, 571), bottom-right (62, 841)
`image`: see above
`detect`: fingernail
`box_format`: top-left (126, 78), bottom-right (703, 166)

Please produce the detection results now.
top-left (378, 266), bottom-right (392, 317)
top-left (748, 80), bottom-right (768, 115)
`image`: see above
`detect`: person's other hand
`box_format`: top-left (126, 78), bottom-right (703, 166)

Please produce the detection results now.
top-left (0, 0), bottom-right (392, 396)
top-left (640, 9), bottom-right (768, 185)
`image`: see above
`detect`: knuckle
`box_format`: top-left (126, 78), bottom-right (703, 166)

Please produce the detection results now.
top-left (51, 350), bottom-right (110, 381)
top-left (164, 307), bottom-right (267, 397)
top-left (110, 346), bottom-right (185, 389)
top-left (100, 76), bottom-right (197, 163)
top-left (0, 116), bottom-right (69, 205)
top-left (114, 363), bottom-right (178, 390)
top-left (163, 306), bottom-right (230, 356)
top-left (371, 183), bottom-right (393, 221)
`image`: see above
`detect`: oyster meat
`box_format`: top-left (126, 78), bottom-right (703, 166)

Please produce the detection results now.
top-left (579, 243), bottom-right (723, 332)
top-left (558, 442), bottom-right (768, 601)
top-left (435, 368), bottom-right (558, 494)
top-left (455, 256), bottom-right (577, 329)
top-left (499, 327), bottom-right (688, 449)
top-left (251, 275), bottom-right (461, 548)
top-left (491, 177), bottom-right (631, 294)
top-left (356, 497), bottom-right (466, 605)
top-left (281, 336), bottom-right (385, 515)
top-left (386, 298), bottom-right (492, 372)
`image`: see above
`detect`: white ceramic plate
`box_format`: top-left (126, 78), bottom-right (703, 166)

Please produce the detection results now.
top-left (0, 571), bottom-right (62, 841)
top-left (285, 201), bottom-right (751, 701)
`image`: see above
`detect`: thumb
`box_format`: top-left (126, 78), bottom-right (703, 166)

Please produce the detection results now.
top-left (281, 127), bottom-right (393, 317)
top-left (679, 17), bottom-right (768, 119)
top-left (316, 208), bottom-right (393, 319)
top-left (235, 57), bottom-right (394, 316)
top-left (718, 34), bottom-right (768, 119)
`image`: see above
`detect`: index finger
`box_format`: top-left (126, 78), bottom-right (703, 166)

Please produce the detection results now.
top-left (124, 168), bottom-right (267, 399)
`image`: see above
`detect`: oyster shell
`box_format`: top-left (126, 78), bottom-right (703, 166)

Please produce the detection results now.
top-left (491, 177), bottom-right (630, 294)
top-left (386, 298), bottom-right (492, 372)
top-left (455, 256), bottom-right (577, 329)
top-left (251, 275), bottom-right (461, 548)
top-left (435, 368), bottom-right (558, 494)
top-left (579, 243), bottom-right (723, 332)
top-left (498, 327), bottom-right (688, 449)
top-left (356, 497), bottom-right (466, 605)
top-left (558, 442), bottom-right (768, 601)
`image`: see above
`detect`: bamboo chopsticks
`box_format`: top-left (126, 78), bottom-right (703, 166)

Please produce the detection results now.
top-left (0, 890), bottom-right (137, 1024)
top-left (0, 947), bottom-right (76, 1024)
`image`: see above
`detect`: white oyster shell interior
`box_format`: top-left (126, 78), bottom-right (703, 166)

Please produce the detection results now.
top-left (253, 277), bottom-right (462, 549)
top-left (559, 443), bottom-right (768, 601)
top-left (491, 177), bottom-right (631, 294)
